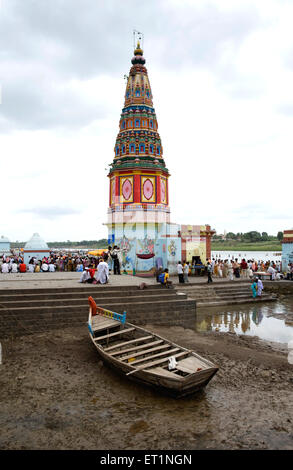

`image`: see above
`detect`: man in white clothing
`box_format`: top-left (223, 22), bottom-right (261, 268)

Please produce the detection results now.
top-left (267, 266), bottom-right (276, 280)
top-left (177, 261), bottom-right (184, 283)
top-left (28, 263), bottom-right (35, 273)
top-left (96, 260), bottom-right (109, 284)
top-left (11, 262), bottom-right (18, 273)
top-left (79, 268), bottom-right (91, 283)
top-left (1, 262), bottom-right (9, 273)
top-left (41, 262), bottom-right (49, 272)
top-left (48, 263), bottom-right (56, 272)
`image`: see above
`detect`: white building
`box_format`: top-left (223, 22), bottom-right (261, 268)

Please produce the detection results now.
top-left (0, 235), bottom-right (11, 257)
top-left (23, 233), bottom-right (50, 264)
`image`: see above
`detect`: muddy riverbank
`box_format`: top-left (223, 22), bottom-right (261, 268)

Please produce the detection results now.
top-left (1, 323), bottom-right (293, 450)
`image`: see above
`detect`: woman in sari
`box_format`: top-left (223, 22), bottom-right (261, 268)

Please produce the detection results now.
top-left (234, 259), bottom-right (240, 278)
top-left (257, 277), bottom-right (264, 297)
top-left (214, 261), bottom-right (219, 277)
top-left (222, 261), bottom-right (228, 278)
top-left (251, 279), bottom-right (258, 298)
top-left (228, 261), bottom-right (234, 281)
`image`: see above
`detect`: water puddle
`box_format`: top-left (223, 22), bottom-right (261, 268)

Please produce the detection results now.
top-left (195, 300), bottom-right (293, 345)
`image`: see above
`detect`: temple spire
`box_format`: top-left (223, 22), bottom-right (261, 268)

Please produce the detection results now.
top-left (134, 40), bottom-right (143, 56)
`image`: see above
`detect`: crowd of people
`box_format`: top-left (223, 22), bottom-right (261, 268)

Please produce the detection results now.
top-left (173, 258), bottom-right (293, 284)
top-left (0, 245), bottom-right (125, 284)
top-left (2, 250), bottom-right (293, 285)
top-left (205, 258), bottom-right (286, 281)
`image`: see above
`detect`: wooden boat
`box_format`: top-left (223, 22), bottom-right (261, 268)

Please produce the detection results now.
top-left (87, 297), bottom-right (219, 398)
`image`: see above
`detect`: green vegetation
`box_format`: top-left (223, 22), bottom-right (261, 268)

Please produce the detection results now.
top-left (212, 231), bottom-right (283, 251)
top-left (10, 231), bottom-right (284, 253)
top-left (211, 240), bottom-right (282, 252)
top-left (11, 239), bottom-right (109, 249)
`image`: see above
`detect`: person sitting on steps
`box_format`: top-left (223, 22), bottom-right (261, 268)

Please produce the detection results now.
top-left (158, 269), bottom-right (172, 288)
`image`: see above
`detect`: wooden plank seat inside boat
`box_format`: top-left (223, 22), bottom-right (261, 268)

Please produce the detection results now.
top-left (127, 350), bottom-right (190, 375)
top-left (103, 335), bottom-right (153, 352)
top-left (119, 343), bottom-right (174, 362)
top-left (124, 347), bottom-right (180, 366)
top-left (109, 339), bottom-right (164, 357)
top-left (176, 356), bottom-right (207, 373)
top-left (146, 366), bottom-right (183, 379)
top-left (175, 364), bottom-right (197, 374)
top-left (93, 327), bottom-right (135, 342)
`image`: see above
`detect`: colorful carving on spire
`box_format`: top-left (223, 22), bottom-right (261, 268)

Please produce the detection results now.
top-left (108, 42), bottom-right (170, 214)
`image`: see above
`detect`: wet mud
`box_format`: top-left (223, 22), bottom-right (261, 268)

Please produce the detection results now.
top-left (0, 324), bottom-right (293, 450)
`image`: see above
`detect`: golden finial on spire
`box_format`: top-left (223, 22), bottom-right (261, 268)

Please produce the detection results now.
top-left (133, 30), bottom-right (144, 55)
top-left (134, 42), bottom-right (143, 56)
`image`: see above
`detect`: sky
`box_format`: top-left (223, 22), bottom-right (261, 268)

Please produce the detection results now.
top-left (1, 0), bottom-right (293, 242)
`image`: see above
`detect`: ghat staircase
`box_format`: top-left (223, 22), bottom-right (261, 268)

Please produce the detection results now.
top-left (0, 281), bottom-right (278, 338)
top-left (0, 284), bottom-right (195, 338)
top-left (176, 280), bottom-right (277, 308)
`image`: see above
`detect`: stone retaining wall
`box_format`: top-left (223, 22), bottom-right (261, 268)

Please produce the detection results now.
top-left (0, 289), bottom-right (196, 338)
top-left (263, 281), bottom-right (293, 295)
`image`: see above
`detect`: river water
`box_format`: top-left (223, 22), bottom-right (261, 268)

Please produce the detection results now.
top-left (211, 250), bottom-right (281, 262)
top-left (196, 298), bottom-right (293, 346)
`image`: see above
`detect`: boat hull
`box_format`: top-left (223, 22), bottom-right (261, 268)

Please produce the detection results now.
top-left (89, 329), bottom-right (218, 398)
top-left (102, 355), bottom-right (218, 398)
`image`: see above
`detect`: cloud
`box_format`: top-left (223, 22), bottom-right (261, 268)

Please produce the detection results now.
top-left (1, 75), bottom-right (114, 130)
top-left (17, 206), bottom-right (82, 220)
top-left (1, 0), bottom-right (293, 241)
top-left (0, 0), bottom-right (264, 131)
top-left (276, 103), bottom-right (293, 116)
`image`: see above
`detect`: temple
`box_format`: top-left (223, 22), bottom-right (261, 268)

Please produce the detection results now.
top-left (0, 235), bottom-right (11, 257)
top-left (282, 229), bottom-right (293, 270)
top-left (105, 41), bottom-right (214, 274)
top-left (23, 233), bottom-right (50, 264)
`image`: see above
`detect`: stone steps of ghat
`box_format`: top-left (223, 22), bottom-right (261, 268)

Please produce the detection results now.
top-left (196, 295), bottom-right (277, 308)
top-left (0, 287), bottom-right (178, 303)
top-left (0, 292), bottom-right (187, 308)
top-left (0, 293), bottom-right (197, 337)
top-left (0, 284), bottom-right (168, 296)
top-left (177, 288), bottom-right (252, 297)
top-left (187, 294), bottom-right (275, 303)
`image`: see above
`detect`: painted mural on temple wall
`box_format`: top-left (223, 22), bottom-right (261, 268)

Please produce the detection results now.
top-left (137, 235), bottom-right (155, 255)
top-left (167, 238), bottom-right (182, 272)
top-left (135, 235), bottom-right (155, 272)
top-left (118, 235), bottom-right (133, 271)
top-left (168, 240), bottom-right (177, 257)
top-left (282, 243), bottom-right (293, 267)
top-left (115, 234), bottom-right (155, 273)
top-left (114, 228), bottom-right (182, 273)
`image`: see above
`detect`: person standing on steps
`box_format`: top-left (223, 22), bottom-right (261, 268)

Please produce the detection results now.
top-left (251, 278), bottom-right (258, 298)
top-left (256, 277), bottom-right (264, 297)
top-left (207, 262), bottom-right (213, 283)
top-left (111, 245), bottom-right (121, 275)
top-left (177, 261), bottom-right (184, 283)
top-left (105, 246), bottom-right (113, 273)
top-left (183, 261), bottom-right (189, 283)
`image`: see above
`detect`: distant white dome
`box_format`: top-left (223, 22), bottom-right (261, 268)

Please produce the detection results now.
top-left (0, 235), bottom-right (10, 243)
top-left (24, 233), bottom-right (49, 251)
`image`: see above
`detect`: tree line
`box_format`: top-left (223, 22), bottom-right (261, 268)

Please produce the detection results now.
top-left (10, 232), bottom-right (284, 248)
top-left (213, 231), bottom-right (283, 242)
top-left (11, 239), bottom-right (109, 249)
